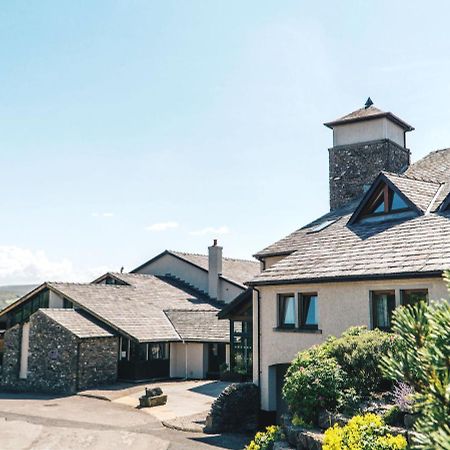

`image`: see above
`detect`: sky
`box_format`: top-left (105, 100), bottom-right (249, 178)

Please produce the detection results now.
top-left (2, 1), bottom-right (450, 285)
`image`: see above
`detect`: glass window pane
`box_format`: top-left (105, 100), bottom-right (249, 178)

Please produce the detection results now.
top-left (374, 200), bottom-right (385, 214)
top-left (391, 192), bottom-right (408, 210)
top-left (305, 296), bottom-right (317, 325)
top-left (402, 290), bottom-right (428, 306)
top-left (373, 292), bottom-right (395, 330)
top-left (281, 296), bottom-right (295, 326)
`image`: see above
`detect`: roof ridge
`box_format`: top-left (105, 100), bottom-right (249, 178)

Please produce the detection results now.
top-left (169, 250), bottom-right (258, 264)
top-left (382, 170), bottom-right (443, 185)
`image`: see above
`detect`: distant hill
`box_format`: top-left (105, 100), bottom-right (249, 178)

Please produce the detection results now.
top-left (0, 285), bottom-right (37, 312)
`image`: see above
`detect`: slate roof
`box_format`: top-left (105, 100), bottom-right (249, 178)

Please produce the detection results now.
top-left (380, 172), bottom-right (442, 213)
top-left (250, 148), bottom-right (450, 285)
top-left (164, 310), bottom-right (229, 342)
top-left (324, 105), bottom-right (414, 131)
top-left (45, 275), bottom-right (224, 343)
top-left (168, 250), bottom-right (260, 287)
top-left (39, 309), bottom-right (114, 339)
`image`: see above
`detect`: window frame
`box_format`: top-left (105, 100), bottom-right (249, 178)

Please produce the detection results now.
top-left (361, 184), bottom-right (410, 218)
top-left (278, 294), bottom-right (296, 329)
top-left (400, 289), bottom-right (428, 307)
top-left (371, 290), bottom-right (396, 331)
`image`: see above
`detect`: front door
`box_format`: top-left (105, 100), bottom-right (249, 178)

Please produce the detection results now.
top-left (275, 364), bottom-right (290, 424)
top-left (207, 342), bottom-right (226, 378)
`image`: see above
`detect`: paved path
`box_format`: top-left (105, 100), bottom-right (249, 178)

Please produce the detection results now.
top-left (0, 392), bottom-right (250, 450)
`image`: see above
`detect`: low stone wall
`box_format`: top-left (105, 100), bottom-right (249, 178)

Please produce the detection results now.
top-left (204, 382), bottom-right (259, 433)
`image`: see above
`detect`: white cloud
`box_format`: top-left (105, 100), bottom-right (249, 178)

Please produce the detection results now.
top-left (0, 246), bottom-right (109, 285)
top-left (189, 226), bottom-right (230, 236)
top-left (145, 221), bottom-right (179, 232)
top-left (92, 212), bottom-right (114, 218)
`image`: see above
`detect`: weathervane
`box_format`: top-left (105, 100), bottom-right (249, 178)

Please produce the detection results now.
top-left (365, 97), bottom-right (373, 109)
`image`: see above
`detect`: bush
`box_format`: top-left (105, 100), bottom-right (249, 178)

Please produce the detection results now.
top-left (381, 298), bottom-right (450, 449)
top-left (282, 346), bottom-right (344, 423)
top-left (283, 327), bottom-right (399, 422)
top-left (323, 413), bottom-right (407, 450)
top-left (245, 425), bottom-right (282, 450)
top-left (325, 326), bottom-right (400, 394)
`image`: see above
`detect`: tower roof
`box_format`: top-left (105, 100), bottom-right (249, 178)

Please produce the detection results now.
top-left (324, 100), bottom-right (414, 131)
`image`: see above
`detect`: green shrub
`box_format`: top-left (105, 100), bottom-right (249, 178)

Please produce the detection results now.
top-left (381, 297), bottom-right (450, 449)
top-left (326, 326), bottom-right (400, 394)
top-left (283, 327), bottom-right (399, 423)
top-left (282, 346), bottom-right (344, 423)
top-left (383, 405), bottom-right (403, 426)
top-left (323, 413), bottom-right (407, 450)
top-left (245, 425), bottom-right (282, 450)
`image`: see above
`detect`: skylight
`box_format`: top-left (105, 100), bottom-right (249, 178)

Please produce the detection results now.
top-left (308, 219), bottom-right (337, 233)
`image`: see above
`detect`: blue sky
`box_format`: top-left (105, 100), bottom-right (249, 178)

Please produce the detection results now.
top-left (2, 1), bottom-right (450, 284)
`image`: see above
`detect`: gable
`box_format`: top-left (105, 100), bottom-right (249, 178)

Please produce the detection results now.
top-left (349, 173), bottom-right (430, 224)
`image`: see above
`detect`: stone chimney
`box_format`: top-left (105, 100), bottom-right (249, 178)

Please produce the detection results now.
top-left (324, 98), bottom-right (414, 211)
top-left (208, 239), bottom-right (223, 300)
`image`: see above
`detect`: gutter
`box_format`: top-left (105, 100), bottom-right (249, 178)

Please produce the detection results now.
top-left (248, 270), bottom-right (444, 287)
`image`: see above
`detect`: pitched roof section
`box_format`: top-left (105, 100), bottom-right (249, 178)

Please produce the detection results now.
top-left (46, 275), bottom-right (222, 343)
top-left (249, 212), bottom-right (450, 285)
top-left (405, 148), bottom-right (450, 183)
top-left (252, 147), bottom-right (450, 284)
top-left (39, 309), bottom-right (114, 339)
top-left (255, 148), bottom-right (450, 260)
top-left (164, 310), bottom-right (229, 342)
top-left (324, 105), bottom-right (414, 131)
top-left (137, 250), bottom-right (260, 287)
top-left (382, 172), bottom-right (442, 213)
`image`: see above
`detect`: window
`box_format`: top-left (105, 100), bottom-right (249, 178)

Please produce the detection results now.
top-left (230, 319), bottom-right (252, 377)
top-left (148, 343), bottom-right (169, 360)
top-left (278, 294), bottom-right (296, 328)
top-left (120, 337), bottom-right (130, 361)
top-left (299, 293), bottom-right (318, 329)
top-left (363, 184), bottom-right (409, 217)
top-left (371, 291), bottom-right (396, 331)
top-left (63, 298), bottom-right (73, 309)
top-left (401, 289), bottom-right (428, 307)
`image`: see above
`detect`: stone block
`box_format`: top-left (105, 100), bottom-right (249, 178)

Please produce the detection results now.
top-left (139, 394), bottom-right (167, 407)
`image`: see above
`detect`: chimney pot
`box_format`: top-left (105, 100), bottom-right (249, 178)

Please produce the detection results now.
top-left (213, 239), bottom-right (217, 246)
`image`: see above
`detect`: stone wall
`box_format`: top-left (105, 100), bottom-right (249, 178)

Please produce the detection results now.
top-left (204, 382), bottom-right (259, 433)
top-left (0, 325), bottom-right (27, 390)
top-left (329, 139), bottom-right (410, 210)
top-left (78, 337), bottom-right (118, 390)
top-left (0, 311), bottom-right (118, 394)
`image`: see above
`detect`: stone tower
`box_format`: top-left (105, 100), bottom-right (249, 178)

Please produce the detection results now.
top-left (324, 99), bottom-right (414, 211)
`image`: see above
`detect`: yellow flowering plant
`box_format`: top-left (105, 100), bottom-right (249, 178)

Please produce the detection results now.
top-left (245, 425), bottom-right (282, 450)
top-left (323, 413), bottom-right (408, 450)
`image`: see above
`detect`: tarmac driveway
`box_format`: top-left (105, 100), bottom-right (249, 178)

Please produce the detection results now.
top-left (0, 392), bottom-right (249, 450)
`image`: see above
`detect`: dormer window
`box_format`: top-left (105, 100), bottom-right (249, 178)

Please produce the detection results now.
top-left (362, 184), bottom-right (409, 217)
top-left (348, 173), bottom-right (421, 225)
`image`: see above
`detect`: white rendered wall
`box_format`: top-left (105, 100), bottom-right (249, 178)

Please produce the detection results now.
top-left (135, 253), bottom-right (244, 303)
top-left (254, 277), bottom-right (449, 411)
top-left (333, 118), bottom-right (405, 147)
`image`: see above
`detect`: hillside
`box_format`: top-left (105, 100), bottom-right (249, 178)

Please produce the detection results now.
top-left (0, 285), bottom-right (36, 312)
